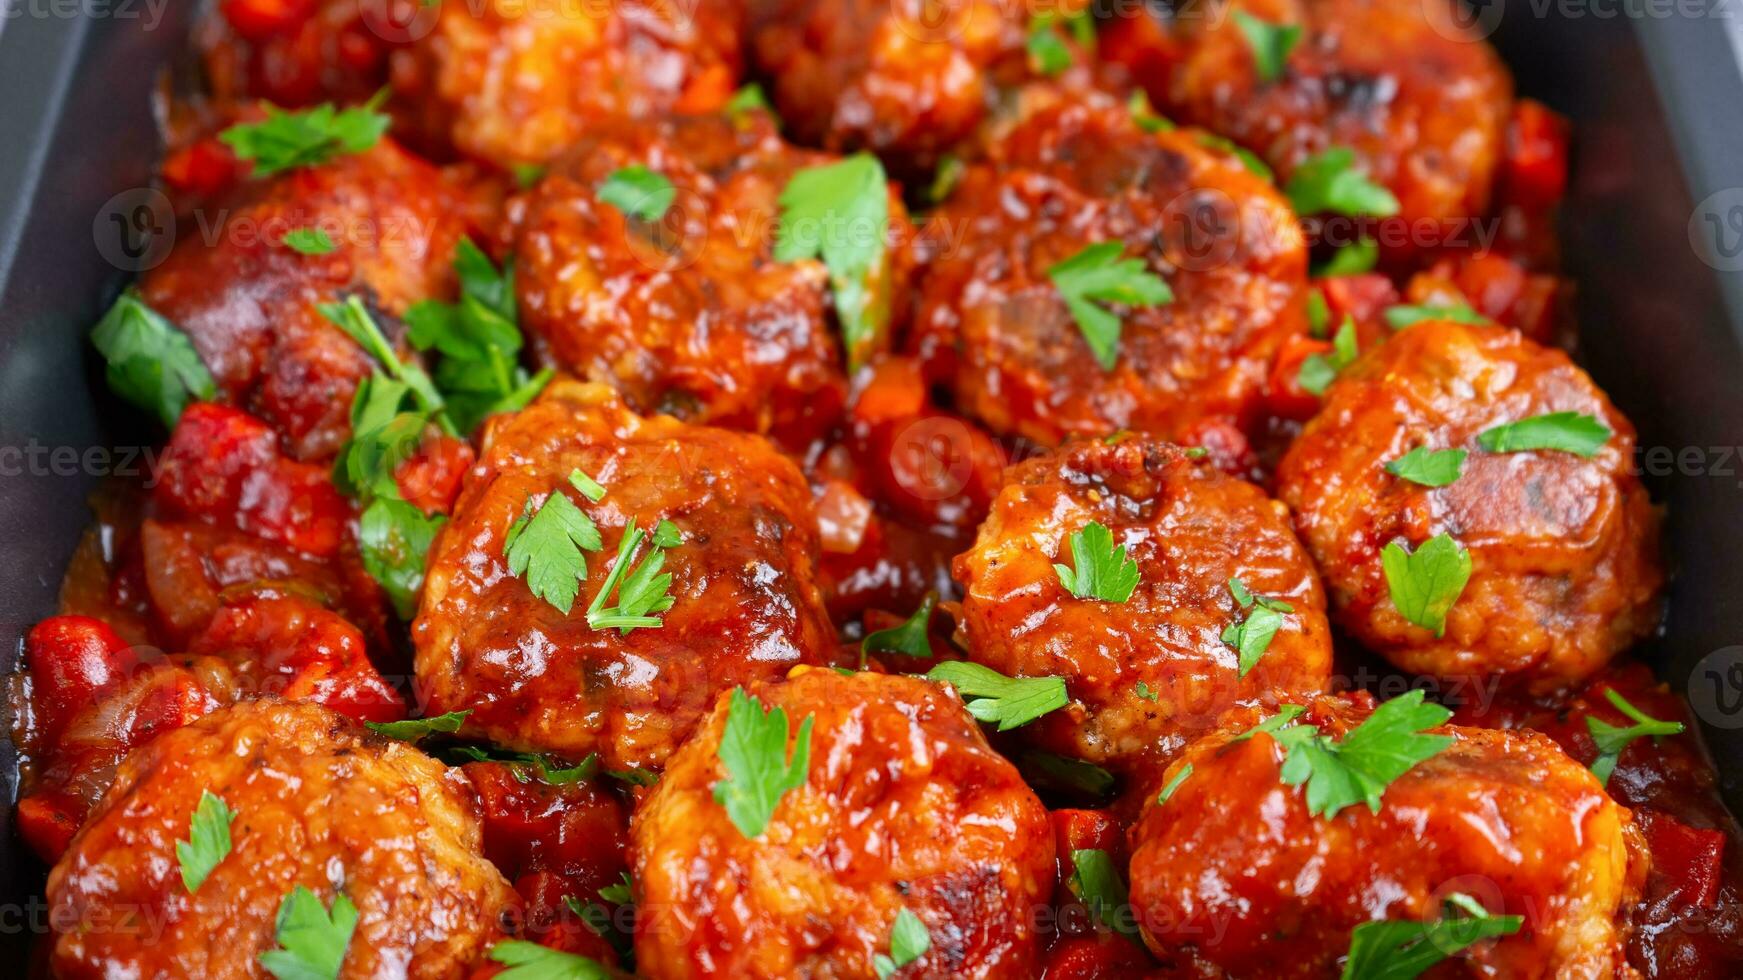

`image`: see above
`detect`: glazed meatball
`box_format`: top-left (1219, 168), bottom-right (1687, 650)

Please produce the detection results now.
top-left (413, 381), bottom-right (837, 773)
top-left (198, 0), bottom-right (400, 109)
top-left (46, 698), bottom-right (518, 978)
top-left (140, 142), bottom-right (465, 459)
top-left (955, 438), bottom-right (1331, 770)
top-left (1103, 0), bottom-right (1513, 263)
top-left (1128, 695), bottom-right (1645, 977)
top-left (513, 111), bottom-right (909, 448)
top-left (392, 0), bottom-right (743, 168)
top-left (1275, 320), bottom-right (1662, 693)
top-left (632, 667), bottom-right (1057, 978)
top-left (748, 0), bottom-right (1079, 178)
top-left (912, 88), bottom-right (1308, 446)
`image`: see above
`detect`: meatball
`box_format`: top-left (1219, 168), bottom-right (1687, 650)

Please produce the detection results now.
top-left (955, 438), bottom-right (1331, 770)
top-left (392, 0), bottom-right (743, 168)
top-left (632, 667), bottom-right (1057, 978)
top-left (1275, 320), bottom-right (1662, 692)
top-left (912, 88), bottom-right (1308, 446)
top-left (198, 0), bottom-right (399, 109)
top-left (140, 142), bottom-right (465, 459)
top-left (413, 381), bottom-right (837, 773)
top-left (513, 111), bottom-right (909, 448)
top-left (747, 0), bottom-right (1078, 178)
top-left (1128, 695), bottom-right (1645, 977)
top-left (1102, 0), bottom-right (1513, 264)
top-left (46, 698), bottom-right (518, 978)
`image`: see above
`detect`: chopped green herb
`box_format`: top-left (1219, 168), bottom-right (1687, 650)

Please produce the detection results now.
top-left (319, 296), bottom-right (450, 432)
top-left (1232, 11), bottom-right (1301, 83)
top-left (1221, 577), bottom-right (1294, 678)
top-left (927, 662), bottom-right (1068, 731)
top-left (599, 165), bottom-right (676, 222)
top-left (1385, 447), bottom-right (1467, 487)
top-left (597, 872), bottom-right (633, 905)
top-left (1587, 688), bottom-right (1684, 784)
top-left (1313, 237), bottom-right (1379, 277)
top-left (1128, 89), bottom-right (1174, 133)
top-left (1297, 316), bottom-right (1357, 396)
top-left (1340, 892), bottom-right (1523, 980)
top-left (505, 488), bottom-right (604, 615)
top-left (1383, 303), bottom-right (1488, 329)
top-left (366, 710), bottom-right (470, 742)
top-left (220, 95), bottom-right (390, 178)
top-left (585, 520), bottom-right (677, 633)
top-left (1380, 533), bottom-right (1471, 637)
top-left (510, 164), bottom-right (546, 189)
top-left (608, 767), bottom-right (660, 787)
top-left (259, 887), bottom-right (358, 980)
top-left (1070, 849), bottom-right (1139, 937)
top-left (872, 908), bottom-right (931, 979)
top-left (929, 154), bottom-right (965, 204)
top-left (1135, 680), bottom-right (1160, 702)
top-left (651, 518), bottom-right (683, 549)
top-left (283, 227), bottom-right (336, 255)
top-left (1048, 241), bottom-right (1174, 370)
top-left (1307, 289), bottom-right (1331, 336)
top-left (1273, 690), bottom-right (1453, 819)
top-left (1156, 763), bottom-right (1193, 804)
top-left (1026, 11), bottom-right (1085, 76)
top-left (91, 289), bottom-right (217, 428)
top-left (861, 592), bottom-right (936, 661)
top-left (1054, 520), bottom-right (1142, 602)
top-left (725, 82), bottom-right (773, 120)
top-left (1475, 411), bottom-right (1611, 458)
top-left (1019, 752), bottom-right (1117, 798)
top-left (776, 154), bottom-right (891, 370)
top-left (360, 496), bottom-right (446, 620)
top-left (712, 687), bottom-right (814, 839)
top-left (568, 468), bottom-right (606, 503)
top-left (1232, 704), bottom-right (1307, 743)
top-left (1197, 132), bottom-right (1275, 181)
top-left (176, 790), bottom-right (236, 894)
top-left (1285, 147), bottom-right (1400, 218)
top-left (488, 940), bottom-right (612, 979)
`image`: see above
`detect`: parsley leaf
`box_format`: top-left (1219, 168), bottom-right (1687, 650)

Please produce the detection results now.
top-left (873, 908), bottom-right (931, 978)
top-left (1383, 303), bottom-right (1488, 329)
top-left (1587, 688), bottom-right (1684, 784)
top-left (1232, 11), bottom-right (1301, 83)
top-left (1384, 447), bottom-right (1467, 487)
top-left (1307, 289), bottom-right (1332, 336)
top-left (1054, 521), bottom-right (1141, 602)
top-left (926, 661), bottom-right (1068, 731)
top-left (1128, 89), bottom-right (1174, 133)
top-left (585, 520), bottom-right (677, 632)
top-left (283, 227), bottom-right (336, 255)
top-left (505, 487), bottom-right (604, 615)
top-left (1197, 132), bottom-right (1274, 180)
top-left (1070, 849), bottom-right (1139, 937)
top-left (319, 296), bottom-right (450, 432)
top-left (360, 496), bottom-right (446, 619)
top-left (366, 709), bottom-right (470, 742)
top-left (1285, 147), bottom-right (1400, 218)
top-left (488, 940), bottom-right (612, 979)
top-left (1156, 763), bottom-right (1193, 804)
top-left (929, 154), bottom-right (964, 204)
top-left (176, 790), bottom-right (236, 894)
top-left (608, 767), bottom-right (660, 787)
top-left (1340, 892), bottom-right (1523, 980)
top-left (510, 164), bottom-right (546, 189)
top-left (725, 82), bottom-right (773, 120)
top-left (712, 687), bottom-right (814, 838)
top-left (91, 288), bottom-right (217, 427)
top-left (220, 96), bottom-right (390, 178)
top-left (1026, 11), bottom-right (1082, 75)
top-left (1475, 411), bottom-right (1612, 458)
top-left (599, 166), bottom-right (676, 222)
top-left (1048, 241), bottom-right (1174, 370)
top-left (1381, 533), bottom-right (1471, 637)
top-left (569, 468), bottom-right (607, 502)
top-left (597, 872), bottom-right (633, 905)
top-left (862, 592), bottom-right (936, 661)
top-left (776, 154), bottom-right (891, 371)
top-left (1019, 752), bottom-right (1116, 798)
top-left (446, 745), bottom-right (598, 785)
top-left (259, 887), bottom-right (358, 980)
top-left (1275, 690), bottom-right (1454, 819)
top-left (1297, 316), bottom-right (1357, 396)
top-left (1135, 680), bottom-right (1160, 702)
top-left (1221, 577), bottom-right (1294, 678)
top-left (1232, 704), bottom-right (1307, 742)
top-left (1314, 237), bottom-right (1379, 277)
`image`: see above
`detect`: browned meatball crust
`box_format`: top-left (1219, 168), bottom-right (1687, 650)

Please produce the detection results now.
top-left (912, 87), bottom-right (1309, 446)
top-left (1275, 320), bottom-right (1663, 693)
top-left (46, 698), bottom-right (517, 979)
top-left (632, 667), bottom-right (1057, 978)
top-left (513, 111), bottom-right (909, 448)
top-left (413, 381), bottom-right (837, 773)
top-left (955, 438), bottom-right (1332, 770)
top-left (1129, 695), bottom-right (1646, 978)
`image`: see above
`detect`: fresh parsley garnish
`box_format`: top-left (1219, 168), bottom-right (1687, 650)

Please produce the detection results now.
top-left (1340, 892), bottom-right (1523, 980)
top-left (1587, 688), bottom-right (1684, 784)
top-left (1380, 533), bottom-right (1471, 637)
top-left (283, 227), bottom-right (336, 255)
top-left (259, 887), bottom-right (358, 980)
top-left (569, 468), bottom-right (607, 502)
top-left (1156, 763), bottom-right (1193, 804)
top-left (1231, 704), bottom-right (1306, 742)
top-left (1128, 89), bottom-right (1174, 133)
top-left (1221, 577), bottom-right (1294, 678)
top-left (1313, 238), bottom-right (1379, 277)
top-left (1383, 303), bottom-right (1488, 329)
top-left (1272, 690), bottom-right (1453, 819)
top-left (929, 154), bottom-right (964, 204)
top-left (1026, 10), bottom-right (1092, 75)
top-left (597, 872), bottom-right (633, 905)
top-left (872, 908), bottom-right (931, 978)
top-left (725, 82), bottom-right (773, 120)
top-left (504, 482), bottom-right (604, 615)
top-left (1054, 520), bottom-right (1141, 603)
top-left (366, 709), bottom-right (470, 742)
top-left (91, 289), bottom-right (217, 428)
top-left (488, 940), bottom-right (612, 979)
top-left (510, 163), bottom-right (546, 189)
top-left (712, 687), bottom-right (814, 839)
top-left (585, 519), bottom-right (677, 632)
top-left (608, 767), bottom-right (660, 787)
top-left (1135, 680), bottom-right (1160, 702)
top-left (1297, 316), bottom-right (1357, 396)
top-left (1384, 447), bottom-right (1467, 487)
top-left (220, 95), bottom-right (391, 178)
top-left (176, 790), bottom-right (236, 894)
top-left (319, 296), bottom-right (450, 430)
top-left (1197, 132), bottom-right (1274, 180)
top-left (1285, 147), bottom-right (1400, 218)
top-left (861, 592), bottom-right (936, 662)
top-left (1307, 289), bottom-right (1332, 336)
top-left (404, 238), bottom-right (551, 434)
top-left (775, 154), bottom-right (891, 371)
top-left (1070, 849), bottom-right (1139, 937)
top-left (1019, 752), bottom-right (1116, 798)
top-left (447, 745), bottom-right (598, 785)
top-left (926, 662), bottom-right (1068, 731)
top-left (1475, 411), bottom-right (1611, 458)
top-left (360, 496), bottom-right (446, 619)
top-left (599, 166), bottom-right (676, 222)
top-left (1232, 11), bottom-right (1301, 83)
top-left (1048, 241), bottom-right (1174, 370)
